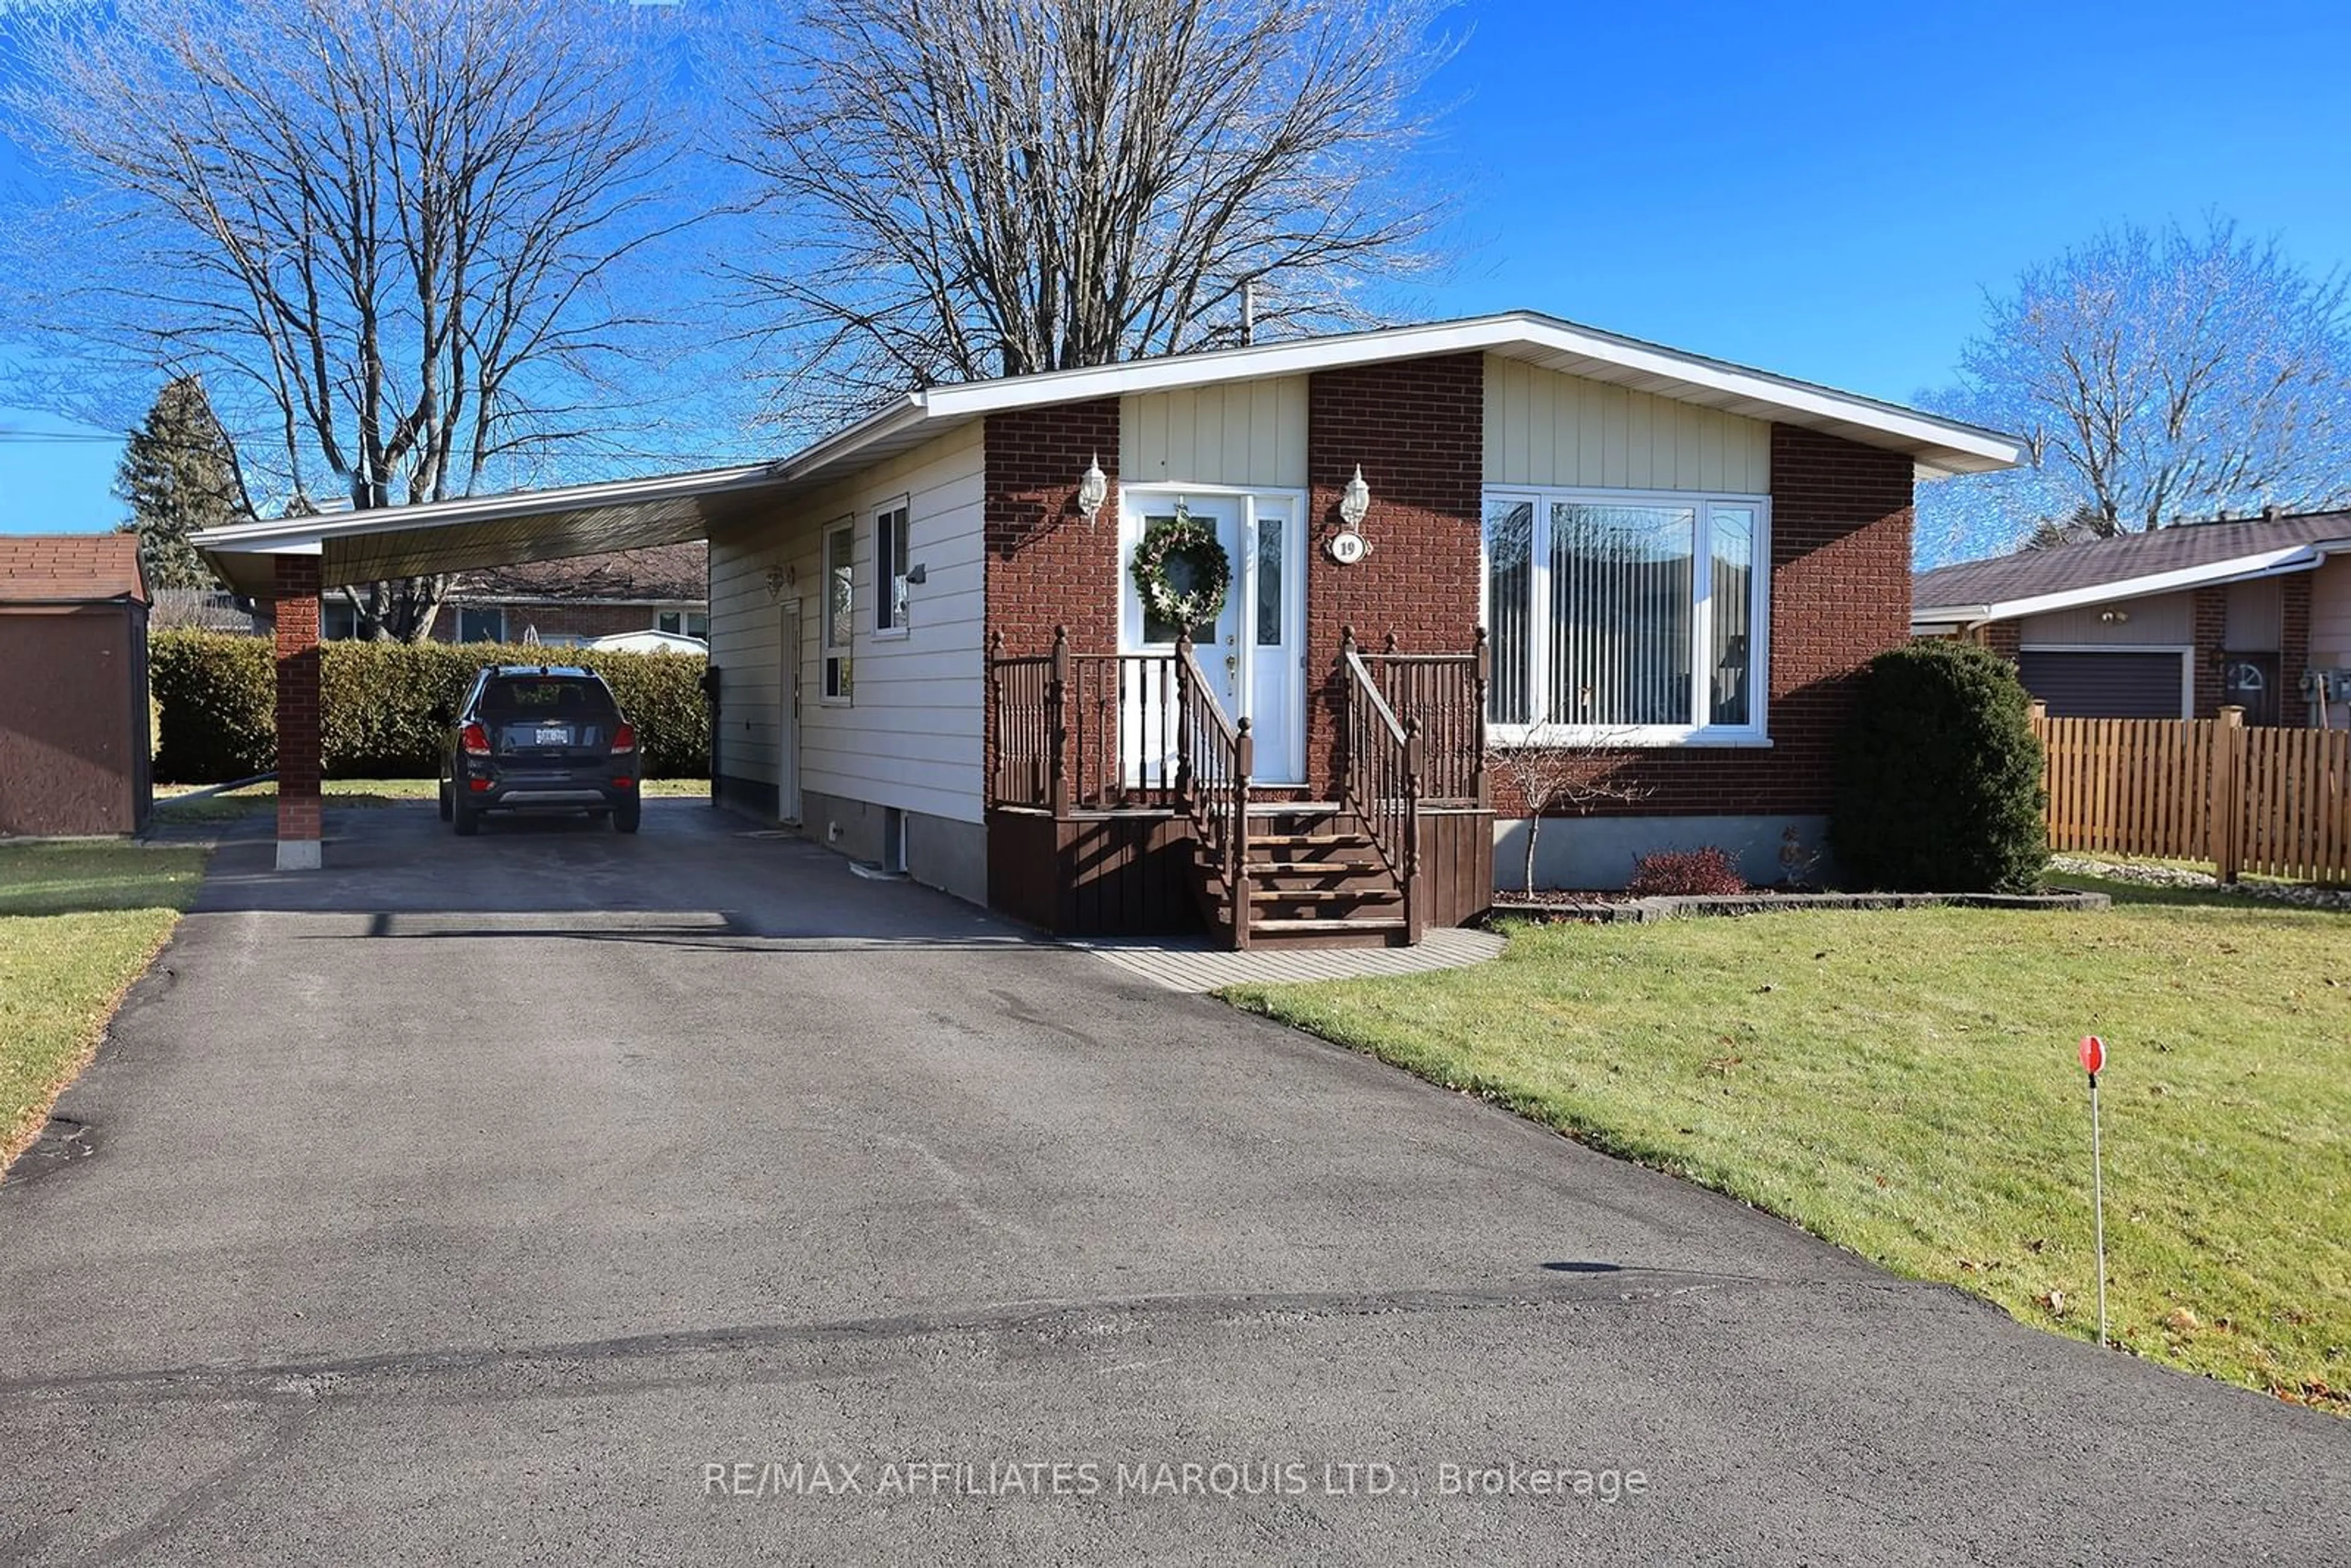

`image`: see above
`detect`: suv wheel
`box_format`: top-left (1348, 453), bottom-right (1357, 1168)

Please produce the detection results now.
top-left (438, 780), bottom-right (454, 821)
top-left (613, 797), bottom-right (641, 835)
top-left (453, 796), bottom-right (481, 837)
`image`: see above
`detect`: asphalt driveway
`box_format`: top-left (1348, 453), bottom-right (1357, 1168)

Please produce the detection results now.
top-left (0, 801), bottom-right (2339, 1564)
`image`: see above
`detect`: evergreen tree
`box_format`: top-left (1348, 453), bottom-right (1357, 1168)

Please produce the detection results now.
top-left (114, 375), bottom-right (245, 590)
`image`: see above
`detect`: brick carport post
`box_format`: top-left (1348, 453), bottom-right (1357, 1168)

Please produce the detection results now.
top-left (272, 552), bottom-right (324, 871)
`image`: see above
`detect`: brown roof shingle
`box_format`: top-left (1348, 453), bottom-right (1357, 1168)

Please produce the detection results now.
top-left (0, 533), bottom-right (148, 604)
top-left (1914, 511), bottom-right (2351, 613)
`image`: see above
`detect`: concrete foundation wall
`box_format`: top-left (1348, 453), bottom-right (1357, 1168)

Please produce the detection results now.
top-left (1496, 812), bottom-right (1831, 893)
top-left (790, 786), bottom-right (989, 907)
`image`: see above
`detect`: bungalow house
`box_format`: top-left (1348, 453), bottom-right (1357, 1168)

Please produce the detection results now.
top-left (193, 310), bottom-right (2019, 942)
top-left (1913, 511), bottom-right (2351, 727)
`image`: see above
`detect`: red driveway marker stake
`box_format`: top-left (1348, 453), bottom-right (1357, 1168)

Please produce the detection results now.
top-left (2079, 1035), bottom-right (2108, 1348)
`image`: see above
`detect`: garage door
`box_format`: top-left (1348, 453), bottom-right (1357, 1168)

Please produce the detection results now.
top-left (2017, 650), bottom-right (2185, 719)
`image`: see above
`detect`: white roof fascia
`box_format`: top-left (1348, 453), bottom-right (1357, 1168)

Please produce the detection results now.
top-left (1914, 546), bottom-right (2324, 625)
top-left (190, 462), bottom-right (782, 553)
top-left (911, 313), bottom-right (2021, 472)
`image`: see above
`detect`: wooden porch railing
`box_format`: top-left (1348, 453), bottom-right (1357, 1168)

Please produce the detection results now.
top-left (986, 627), bottom-right (1190, 812)
top-left (1355, 628), bottom-right (1490, 806)
top-left (1338, 628), bottom-right (1424, 944)
top-left (985, 637), bottom-right (1059, 810)
top-left (1175, 632), bottom-right (1251, 948)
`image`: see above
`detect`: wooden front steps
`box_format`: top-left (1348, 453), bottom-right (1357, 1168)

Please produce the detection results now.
top-left (1202, 803), bottom-right (1412, 950)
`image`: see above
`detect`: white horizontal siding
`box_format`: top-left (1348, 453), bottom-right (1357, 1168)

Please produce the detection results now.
top-left (708, 423), bottom-right (986, 824)
top-left (1483, 354), bottom-right (1770, 493)
top-left (1122, 377), bottom-right (1309, 488)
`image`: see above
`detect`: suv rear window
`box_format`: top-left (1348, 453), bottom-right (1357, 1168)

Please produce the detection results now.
top-left (481, 677), bottom-right (617, 716)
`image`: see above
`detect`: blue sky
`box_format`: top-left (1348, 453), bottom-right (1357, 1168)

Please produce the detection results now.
top-left (5, 0), bottom-right (2349, 540)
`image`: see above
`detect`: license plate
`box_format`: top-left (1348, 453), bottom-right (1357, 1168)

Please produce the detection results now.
top-left (534, 726), bottom-right (571, 746)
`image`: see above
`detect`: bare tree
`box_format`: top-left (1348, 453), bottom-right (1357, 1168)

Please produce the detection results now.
top-left (1487, 712), bottom-right (1652, 893)
top-left (1921, 218), bottom-right (2351, 559)
top-left (737, 0), bottom-right (1457, 416)
top-left (3, 0), bottom-right (707, 639)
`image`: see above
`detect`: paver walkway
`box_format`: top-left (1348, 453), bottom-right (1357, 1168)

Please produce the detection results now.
top-left (1067, 925), bottom-right (1502, 991)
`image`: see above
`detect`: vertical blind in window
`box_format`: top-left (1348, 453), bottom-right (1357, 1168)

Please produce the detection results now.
top-left (1710, 506), bottom-right (1755, 726)
top-left (1549, 504), bottom-right (1693, 727)
top-left (1482, 491), bottom-right (1766, 737)
top-left (1485, 499), bottom-right (1534, 724)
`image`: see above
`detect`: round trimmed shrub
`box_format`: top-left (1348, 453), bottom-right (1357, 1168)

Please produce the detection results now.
top-left (1829, 642), bottom-right (2046, 893)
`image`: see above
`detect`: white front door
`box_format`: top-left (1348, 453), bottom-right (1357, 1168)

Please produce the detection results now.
top-left (1121, 487), bottom-right (1305, 786)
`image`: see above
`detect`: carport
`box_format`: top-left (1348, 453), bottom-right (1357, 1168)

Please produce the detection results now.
top-left (195, 465), bottom-right (787, 869)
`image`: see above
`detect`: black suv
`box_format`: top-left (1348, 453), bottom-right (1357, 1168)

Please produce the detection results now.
top-left (438, 666), bottom-right (642, 835)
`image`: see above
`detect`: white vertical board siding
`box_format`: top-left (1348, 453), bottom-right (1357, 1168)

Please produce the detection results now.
top-left (1482, 354), bottom-right (1770, 493)
top-left (1122, 377), bottom-right (1309, 488)
top-left (707, 423), bottom-right (987, 824)
top-left (2019, 590), bottom-right (2194, 647)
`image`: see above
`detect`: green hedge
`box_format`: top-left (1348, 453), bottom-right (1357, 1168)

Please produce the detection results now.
top-left (150, 629), bottom-right (710, 783)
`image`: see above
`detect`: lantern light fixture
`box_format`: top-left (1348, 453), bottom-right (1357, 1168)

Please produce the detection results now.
top-left (1076, 454), bottom-right (1109, 525)
top-left (1338, 464), bottom-right (1371, 530)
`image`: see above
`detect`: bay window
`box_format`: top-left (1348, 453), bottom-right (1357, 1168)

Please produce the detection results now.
top-left (1483, 488), bottom-right (1768, 743)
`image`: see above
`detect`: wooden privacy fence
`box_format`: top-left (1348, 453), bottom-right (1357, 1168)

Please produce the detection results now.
top-left (2034, 706), bottom-right (2351, 883)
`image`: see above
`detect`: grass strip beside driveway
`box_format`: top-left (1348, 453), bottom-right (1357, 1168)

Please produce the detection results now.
top-left (1, 842), bottom-right (208, 1171)
top-left (1224, 880), bottom-right (2350, 1415)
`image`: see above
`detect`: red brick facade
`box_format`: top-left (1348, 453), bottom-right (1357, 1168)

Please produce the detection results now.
top-left (979, 372), bottom-right (1919, 824)
top-left (2191, 587), bottom-right (2229, 718)
top-left (1302, 353), bottom-right (1486, 793)
top-left (983, 400), bottom-right (1122, 656)
top-left (1486, 424), bottom-right (1916, 818)
top-left (272, 553), bottom-right (323, 843)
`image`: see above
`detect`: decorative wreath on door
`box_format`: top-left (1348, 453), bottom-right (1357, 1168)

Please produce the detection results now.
top-left (1129, 502), bottom-right (1231, 631)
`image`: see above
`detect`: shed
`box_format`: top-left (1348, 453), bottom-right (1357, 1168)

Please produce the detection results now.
top-left (0, 535), bottom-right (153, 836)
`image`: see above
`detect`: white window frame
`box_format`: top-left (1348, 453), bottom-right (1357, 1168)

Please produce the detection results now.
top-left (457, 606), bottom-right (506, 645)
top-left (1482, 485), bottom-right (1772, 748)
top-left (873, 496), bottom-right (912, 639)
top-left (820, 520), bottom-right (854, 705)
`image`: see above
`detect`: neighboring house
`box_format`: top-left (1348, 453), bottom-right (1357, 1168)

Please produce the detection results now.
top-left (1914, 511), bottom-right (2351, 726)
top-left (321, 541), bottom-right (710, 646)
top-left (193, 310), bottom-right (2020, 937)
top-left (0, 535), bottom-right (152, 836)
top-left (148, 585), bottom-right (264, 634)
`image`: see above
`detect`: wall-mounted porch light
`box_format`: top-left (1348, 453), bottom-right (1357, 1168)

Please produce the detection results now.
top-left (1076, 454), bottom-right (1109, 527)
top-left (1338, 464), bottom-right (1371, 530)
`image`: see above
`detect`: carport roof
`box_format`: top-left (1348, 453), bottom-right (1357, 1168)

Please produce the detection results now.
top-left (195, 309), bottom-right (2023, 597)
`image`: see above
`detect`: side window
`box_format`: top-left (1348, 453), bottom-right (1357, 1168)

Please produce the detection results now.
top-left (875, 501), bottom-right (910, 634)
top-left (822, 521), bottom-right (854, 702)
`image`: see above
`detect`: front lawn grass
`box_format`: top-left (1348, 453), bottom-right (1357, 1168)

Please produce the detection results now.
top-left (0, 842), bottom-right (208, 1171)
top-left (154, 776), bottom-right (709, 822)
top-left (1225, 880), bottom-right (2351, 1414)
